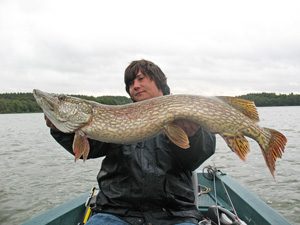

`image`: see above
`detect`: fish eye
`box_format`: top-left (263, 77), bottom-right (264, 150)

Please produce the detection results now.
top-left (58, 95), bottom-right (66, 101)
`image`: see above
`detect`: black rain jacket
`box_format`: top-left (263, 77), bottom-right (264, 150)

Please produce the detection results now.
top-left (51, 128), bottom-right (216, 225)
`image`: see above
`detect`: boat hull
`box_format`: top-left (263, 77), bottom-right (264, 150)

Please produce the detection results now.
top-left (21, 172), bottom-right (292, 225)
top-left (198, 172), bottom-right (291, 225)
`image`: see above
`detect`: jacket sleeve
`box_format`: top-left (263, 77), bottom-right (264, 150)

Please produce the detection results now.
top-left (170, 127), bottom-right (216, 171)
top-left (50, 129), bottom-right (110, 159)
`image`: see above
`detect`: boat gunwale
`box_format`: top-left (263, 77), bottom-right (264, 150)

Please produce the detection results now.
top-left (21, 193), bottom-right (88, 225)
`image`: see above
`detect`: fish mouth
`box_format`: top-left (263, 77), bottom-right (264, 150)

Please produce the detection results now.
top-left (33, 89), bottom-right (59, 111)
top-left (33, 89), bottom-right (74, 133)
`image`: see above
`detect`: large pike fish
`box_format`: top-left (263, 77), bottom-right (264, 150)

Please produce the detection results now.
top-left (33, 89), bottom-right (287, 176)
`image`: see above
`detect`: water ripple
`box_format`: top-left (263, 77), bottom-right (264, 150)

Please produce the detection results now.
top-left (1, 108), bottom-right (299, 225)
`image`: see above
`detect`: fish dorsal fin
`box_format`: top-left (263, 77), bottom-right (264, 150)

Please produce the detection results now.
top-left (163, 123), bottom-right (190, 149)
top-left (217, 96), bottom-right (259, 122)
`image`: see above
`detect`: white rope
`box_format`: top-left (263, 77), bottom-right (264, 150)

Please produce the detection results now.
top-left (204, 165), bottom-right (243, 225)
top-left (220, 178), bottom-right (241, 223)
top-left (211, 167), bottom-right (221, 225)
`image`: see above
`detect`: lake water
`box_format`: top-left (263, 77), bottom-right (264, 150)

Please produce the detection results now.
top-left (0, 107), bottom-right (299, 225)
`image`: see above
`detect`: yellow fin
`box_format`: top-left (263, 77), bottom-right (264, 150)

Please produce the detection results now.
top-left (163, 123), bottom-right (190, 149)
top-left (221, 134), bottom-right (250, 160)
top-left (217, 96), bottom-right (259, 122)
top-left (259, 128), bottom-right (287, 177)
top-left (73, 130), bottom-right (90, 161)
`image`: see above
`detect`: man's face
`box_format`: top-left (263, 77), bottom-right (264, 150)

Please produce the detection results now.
top-left (129, 70), bottom-right (163, 102)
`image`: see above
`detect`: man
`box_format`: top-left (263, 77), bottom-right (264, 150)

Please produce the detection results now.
top-left (46, 59), bottom-right (216, 225)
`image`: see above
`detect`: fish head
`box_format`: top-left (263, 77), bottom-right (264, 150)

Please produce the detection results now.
top-left (33, 89), bottom-right (92, 133)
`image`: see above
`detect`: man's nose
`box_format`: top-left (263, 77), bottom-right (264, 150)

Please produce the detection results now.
top-left (132, 79), bottom-right (140, 90)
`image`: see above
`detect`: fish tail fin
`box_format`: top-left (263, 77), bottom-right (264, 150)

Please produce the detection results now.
top-left (73, 130), bottom-right (90, 161)
top-left (221, 134), bottom-right (250, 161)
top-left (259, 128), bottom-right (287, 177)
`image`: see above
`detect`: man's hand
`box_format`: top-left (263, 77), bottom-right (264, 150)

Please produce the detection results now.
top-left (174, 119), bottom-right (200, 137)
top-left (44, 115), bottom-right (58, 130)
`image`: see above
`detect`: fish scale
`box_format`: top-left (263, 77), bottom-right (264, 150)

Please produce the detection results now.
top-left (33, 89), bottom-right (287, 177)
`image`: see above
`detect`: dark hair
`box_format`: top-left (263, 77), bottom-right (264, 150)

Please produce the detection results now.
top-left (124, 59), bottom-right (170, 96)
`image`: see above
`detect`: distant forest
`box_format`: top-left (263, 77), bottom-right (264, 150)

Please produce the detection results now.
top-left (237, 92), bottom-right (300, 107)
top-left (0, 92), bottom-right (299, 114)
top-left (0, 93), bottom-right (132, 114)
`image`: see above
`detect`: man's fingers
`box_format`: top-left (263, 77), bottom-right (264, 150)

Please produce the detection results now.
top-left (174, 119), bottom-right (200, 137)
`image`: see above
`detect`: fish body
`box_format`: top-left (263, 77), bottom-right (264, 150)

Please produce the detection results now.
top-left (33, 89), bottom-right (287, 176)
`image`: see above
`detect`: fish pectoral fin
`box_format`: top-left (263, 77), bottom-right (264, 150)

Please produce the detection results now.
top-left (163, 123), bottom-right (190, 149)
top-left (217, 96), bottom-right (259, 122)
top-left (221, 134), bottom-right (250, 160)
top-left (73, 130), bottom-right (90, 161)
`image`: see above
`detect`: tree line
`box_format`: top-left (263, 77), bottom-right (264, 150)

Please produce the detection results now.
top-left (0, 92), bottom-right (299, 114)
top-left (0, 92), bottom-right (132, 114)
top-left (237, 92), bottom-right (300, 107)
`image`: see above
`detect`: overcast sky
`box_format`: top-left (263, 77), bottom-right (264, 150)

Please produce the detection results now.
top-left (1, 0), bottom-right (299, 97)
